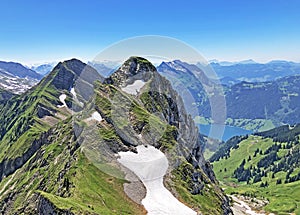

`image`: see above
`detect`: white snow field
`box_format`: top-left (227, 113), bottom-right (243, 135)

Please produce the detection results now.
top-left (57, 94), bottom-right (67, 108)
top-left (118, 145), bottom-right (197, 215)
top-left (121, 80), bottom-right (145, 95)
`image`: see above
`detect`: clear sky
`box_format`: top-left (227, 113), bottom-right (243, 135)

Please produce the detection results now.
top-left (0, 0), bottom-right (299, 64)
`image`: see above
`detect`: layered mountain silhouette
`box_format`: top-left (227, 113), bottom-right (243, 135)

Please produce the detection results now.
top-left (0, 61), bottom-right (42, 80)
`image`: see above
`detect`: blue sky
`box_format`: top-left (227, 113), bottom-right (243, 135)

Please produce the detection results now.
top-left (0, 0), bottom-right (299, 64)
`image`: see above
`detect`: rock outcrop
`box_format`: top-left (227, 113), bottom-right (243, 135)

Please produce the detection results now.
top-left (0, 130), bottom-right (51, 181)
top-left (37, 195), bottom-right (74, 215)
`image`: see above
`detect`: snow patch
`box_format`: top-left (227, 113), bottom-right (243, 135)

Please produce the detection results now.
top-left (57, 94), bottom-right (67, 108)
top-left (166, 61), bottom-right (188, 73)
top-left (70, 87), bottom-right (77, 99)
top-left (121, 80), bottom-right (145, 95)
top-left (70, 87), bottom-right (84, 106)
top-left (87, 111), bottom-right (103, 122)
top-left (118, 145), bottom-right (196, 215)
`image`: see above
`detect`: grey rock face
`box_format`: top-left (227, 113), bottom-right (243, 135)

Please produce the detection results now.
top-left (105, 56), bottom-right (156, 86)
top-left (38, 195), bottom-right (74, 215)
top-left (0, 130), bottom-right (51, 181)
top-left (0, 89), bottom-right (14, 103)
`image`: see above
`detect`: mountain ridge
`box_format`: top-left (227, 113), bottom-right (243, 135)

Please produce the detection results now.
top-left (0, 57), bottom-right (232, 214)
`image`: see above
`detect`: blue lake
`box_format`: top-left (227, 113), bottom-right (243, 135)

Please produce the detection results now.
top-left (197, 124), bottom-right (252, 142)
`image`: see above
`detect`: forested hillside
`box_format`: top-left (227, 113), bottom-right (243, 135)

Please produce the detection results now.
top-left (211, 124), bottom-right (300, 214)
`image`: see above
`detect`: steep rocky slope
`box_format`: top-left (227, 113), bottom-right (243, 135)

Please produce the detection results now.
top-left (157, 60), bottom-right (214, 119)
top-left (0, 88), bottom-right (14, 104)
top-left (0, 57), bottom-right (231, 214)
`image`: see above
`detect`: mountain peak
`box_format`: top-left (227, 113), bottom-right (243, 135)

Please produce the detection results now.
top-left (105, 56), bottom-right (156, 87)
top-left (120, 56), bottom-right (156, 74)
top-left (237, 59), bottom-right (257, 64)
top-left (48, 59), bottom-right (102, 89)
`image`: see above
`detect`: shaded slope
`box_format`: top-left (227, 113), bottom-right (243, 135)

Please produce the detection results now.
top-left (0, 88), bottom-right (14, 104)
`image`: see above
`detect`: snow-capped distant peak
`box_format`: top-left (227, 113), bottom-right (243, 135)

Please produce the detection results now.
top-left (161, 60), bottom-right (189, 73)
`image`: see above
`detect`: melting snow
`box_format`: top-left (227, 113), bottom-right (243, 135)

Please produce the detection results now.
top-left (87, 111), bottom-right (103, 122)
top-left (121, 80), bottom-right (145, 95)
top-left (57, 94), bottom-right (67, 108)
top-left (70, 87), bottom-right (77, 99)
top-left (231, 195), bottom-right (266, 215)
top-left (118, 145), bottom-right (197, 215)
top-left (70, 87), bottom-right (84, 106)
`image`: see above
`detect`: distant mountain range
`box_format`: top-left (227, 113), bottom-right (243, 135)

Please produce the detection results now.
top-left (29, 59), bottom-right (300, 86)
top-left (208, 59), bottom-right (258, 66)
top-left (157, 60), bottom-right (300, 132)
top-left (0, 61), bottom-right (42, 94)
top-left (223, 75), bottom-right (300, 124)
top-left (87, 61), bottom-right (115, 77)
top-left (30, 62), bottom-right (57, 75)
top-left (209, 60), bottom-right (300, 84)
top-left (0, 61), bottom-right (42, 79)
top-left (2, 58), bottom-right (300, 131)
top-left (29, 61), bottom-right (116, 77)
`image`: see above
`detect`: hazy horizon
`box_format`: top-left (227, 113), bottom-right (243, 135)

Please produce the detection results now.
top-left (2, 57), bottom-right (300, 68)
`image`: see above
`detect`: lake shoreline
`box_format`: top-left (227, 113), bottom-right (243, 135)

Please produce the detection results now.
top-left (198, 124), bottom-right (252, 141)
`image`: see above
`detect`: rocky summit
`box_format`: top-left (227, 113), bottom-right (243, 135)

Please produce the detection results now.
top-left (0, 57), bottom-right (232, 214)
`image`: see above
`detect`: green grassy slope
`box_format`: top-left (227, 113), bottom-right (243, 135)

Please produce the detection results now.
top-left (0, 118), bottom-right (144, 214)
top-left (0, 59), bottom-right (141, 214)
top-left (211, 125), bottom-right (300, 214)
